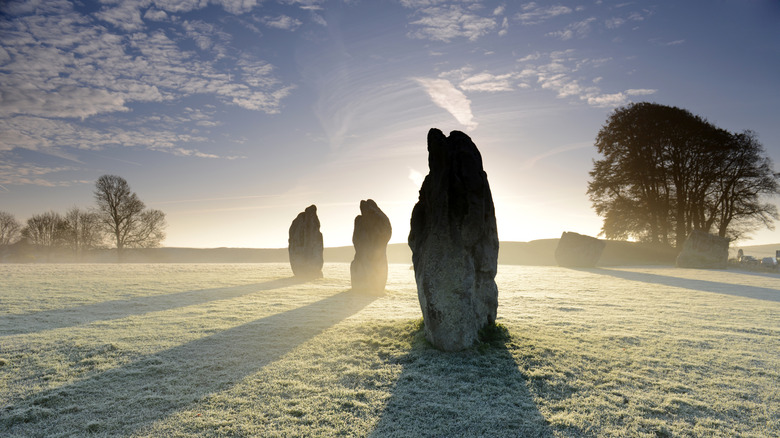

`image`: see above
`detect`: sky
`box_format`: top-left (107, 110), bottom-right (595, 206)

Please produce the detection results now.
top-left (1, 0), bottom-right (779, 249)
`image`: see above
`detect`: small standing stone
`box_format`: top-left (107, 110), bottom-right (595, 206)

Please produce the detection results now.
top-left (408, 128), bottom-right (499, 352)
top-left (350, 199), bottom-right (392, 293)
top-left (288, 205), bottom-right (324, 278)
top-left (554, 231), bottom-right (606, 267)
top-left (676, 229), bottom-right (729, 269)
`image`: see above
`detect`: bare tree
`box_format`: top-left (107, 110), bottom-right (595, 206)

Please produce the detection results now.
top-left (0, 211), bottom-right (21, 246)
top-left (21, 211), bottom-right (67, 247)
top-left (62, 207), bottom-right (104, 258)
top-left (94, 175), bottom-right (166, 256)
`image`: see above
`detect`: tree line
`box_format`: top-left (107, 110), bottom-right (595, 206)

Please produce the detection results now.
top-left (588, 102), bottom-right (779, 248)
top-left (0, 175), bottom-right (166, 261)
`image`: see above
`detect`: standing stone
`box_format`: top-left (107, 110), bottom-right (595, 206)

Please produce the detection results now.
top-left (554, 231), bottom-right (606, 267)
top-left (288, 205), bottom-right (324, 278)
top-left (676, 229), bottom-right (729, 269)
top-left (408, 128), bottom-right (499, 352)
top-left (350, 199), bottom-right (392, 293)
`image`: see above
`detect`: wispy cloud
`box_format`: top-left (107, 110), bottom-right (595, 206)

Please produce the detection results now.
top-left (1, 2), bottom-right (293, 117)
top-left (406, 4), bottom-right (497, 42)
top-left (459, 72), bottom-right (516, 92)
top-left (0, 116), bottom-right (238, 160)
top-left (400, 0), bottom-right (449, 7)
top-left (441, 67), bottom-right (518, 92)
top-left (182, 19), bottom-right (232, 56)
top-left (310, 12), bottom-right (327, 26)
top-left (547, 17), bottom-right (597, 40)
top-left (94, 1), bottom-right (145, 31)
top-left (518, 50), bottom-right (656, 108)
top-left (212, 0), bottom-right (261, 15)
top-left (0, 0), bottom-right (293, 165)
top-left (415, 77), bottom-right (477, 130)
top-left (626, 89), bottom-right (657, 96)
top-left (262, 15), bottom-right (303, 31)
top-left (280, 0), bottom-right (325, 8)
top-left (516, 3), bottom-right (573, 25)
top-left (605, 17), bottom-right (625, 29)
top-left (605, 8), bottom-right (651, 30)
top-left (0, 163), bottom-right (88, 187)
top-left (143, 8), bottom-right (168, 21)
top-left (518, 52), bottom-right (541, 62)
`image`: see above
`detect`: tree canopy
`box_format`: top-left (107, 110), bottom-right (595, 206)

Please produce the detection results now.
top-left (588, 102), bottom-right (779, 248)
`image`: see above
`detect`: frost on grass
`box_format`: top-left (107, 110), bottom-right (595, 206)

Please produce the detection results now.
top-left (0, 263), bottom-right (778, 437)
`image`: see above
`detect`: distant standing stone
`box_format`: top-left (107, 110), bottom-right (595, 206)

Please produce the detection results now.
top-left (350, 199), bottom-right (392, 293)
top-left (676, 229), bottom-right (729, 269)
top-left (408, 128), bottom-right (499, 352)
top-left (554, 231), bottom-right (606, 267)
top-left (288, 205), bottom-right (324, 278)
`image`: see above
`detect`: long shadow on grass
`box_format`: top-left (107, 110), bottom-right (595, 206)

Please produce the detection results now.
top-left (0, 277), bottom-right (304, 337)
top-left (2, 289), bottom-right (378, 436)
top-left (590, 268), bottom-right (780, 302)
top-left (370, 324), bottom-right (553, 438)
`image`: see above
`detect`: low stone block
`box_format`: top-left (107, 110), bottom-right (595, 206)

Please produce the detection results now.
top-left (676, 229), bottom-right (729, 269)
top-left (554, 231), bottom-right (606, 267)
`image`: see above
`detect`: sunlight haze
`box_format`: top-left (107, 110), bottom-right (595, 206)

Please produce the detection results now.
top-left (1, 0), bottom-right (779, 248)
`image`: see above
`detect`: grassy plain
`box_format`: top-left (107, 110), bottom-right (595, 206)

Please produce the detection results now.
top-left (1, 263), bottom-right (778, 437)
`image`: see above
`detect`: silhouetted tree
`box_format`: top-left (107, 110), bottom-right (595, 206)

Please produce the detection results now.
top-left (21, 211), bottom-right (67, 248)
top-left (94, 175), bottom-right (166, 257)
top-left (711, 130), bottom-right (780, 240)
top-left (61, 207), bottom-right (104, 258)
top-left (588, 102), bottom-right (779, 247)
top-left (0, 211), bottom-right (21, 246)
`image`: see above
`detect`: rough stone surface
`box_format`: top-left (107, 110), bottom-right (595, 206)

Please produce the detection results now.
top-left (408, 128), bottom-right (499, 352)
top-left (676, 229), bottom-right (729, 269)
top-left (350, 199), bottom-right (392, 293)
top-left (288, 205), bottom-right (324, 278)
top-left (554, 231), bottom-right (606, 267)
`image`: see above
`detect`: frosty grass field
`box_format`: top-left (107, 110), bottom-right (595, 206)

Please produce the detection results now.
top-left (0, 263), bottom-right (778, 437)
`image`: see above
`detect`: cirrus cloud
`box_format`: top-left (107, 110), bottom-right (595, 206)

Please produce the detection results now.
top-left (518, 50), bottom-right (657, 108)
top-left (0, 0), bottom-right (294, 163)
top-left (516, 3), bottom-right (573, 25)
top-left (415, 77), bottom-right (477, 130)
top-left (406, 4), bottom-right (497, 42)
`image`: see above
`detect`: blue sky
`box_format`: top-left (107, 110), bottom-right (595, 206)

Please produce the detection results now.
top-left (1, 0), bottom-right (779, 248)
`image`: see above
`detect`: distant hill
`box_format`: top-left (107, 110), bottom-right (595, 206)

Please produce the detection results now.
top-left (335, 239), bottom-right (678, 266)
top-left (730, 243), bottom-right (780, 260)
top-left (123, 239), bottom-right (677, 266)
top-left (9, 238), bottom-right (772, 266)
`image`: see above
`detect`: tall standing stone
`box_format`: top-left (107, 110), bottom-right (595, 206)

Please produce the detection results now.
top-left (350, 199), bottom-right (392, 293)
top-left (676, 229), bottom-right (729, 269)
top-left (288, 205), bottom-right (324, 278)
top-left (408, 128), bottom-right (499, 352)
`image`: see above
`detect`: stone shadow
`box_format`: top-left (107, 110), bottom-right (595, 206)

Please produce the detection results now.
top-left (2, 290), bottom-right (378, 436)
top-left (588, 268), bottom-right (780, 302)
top-left (369, 325), bottom-right (553, 437)
top-left (0, 277), bottom-right (304, 337)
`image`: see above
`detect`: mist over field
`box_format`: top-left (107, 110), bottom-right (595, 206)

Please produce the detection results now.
top-left (1, 263), bottom-right (777, 437)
